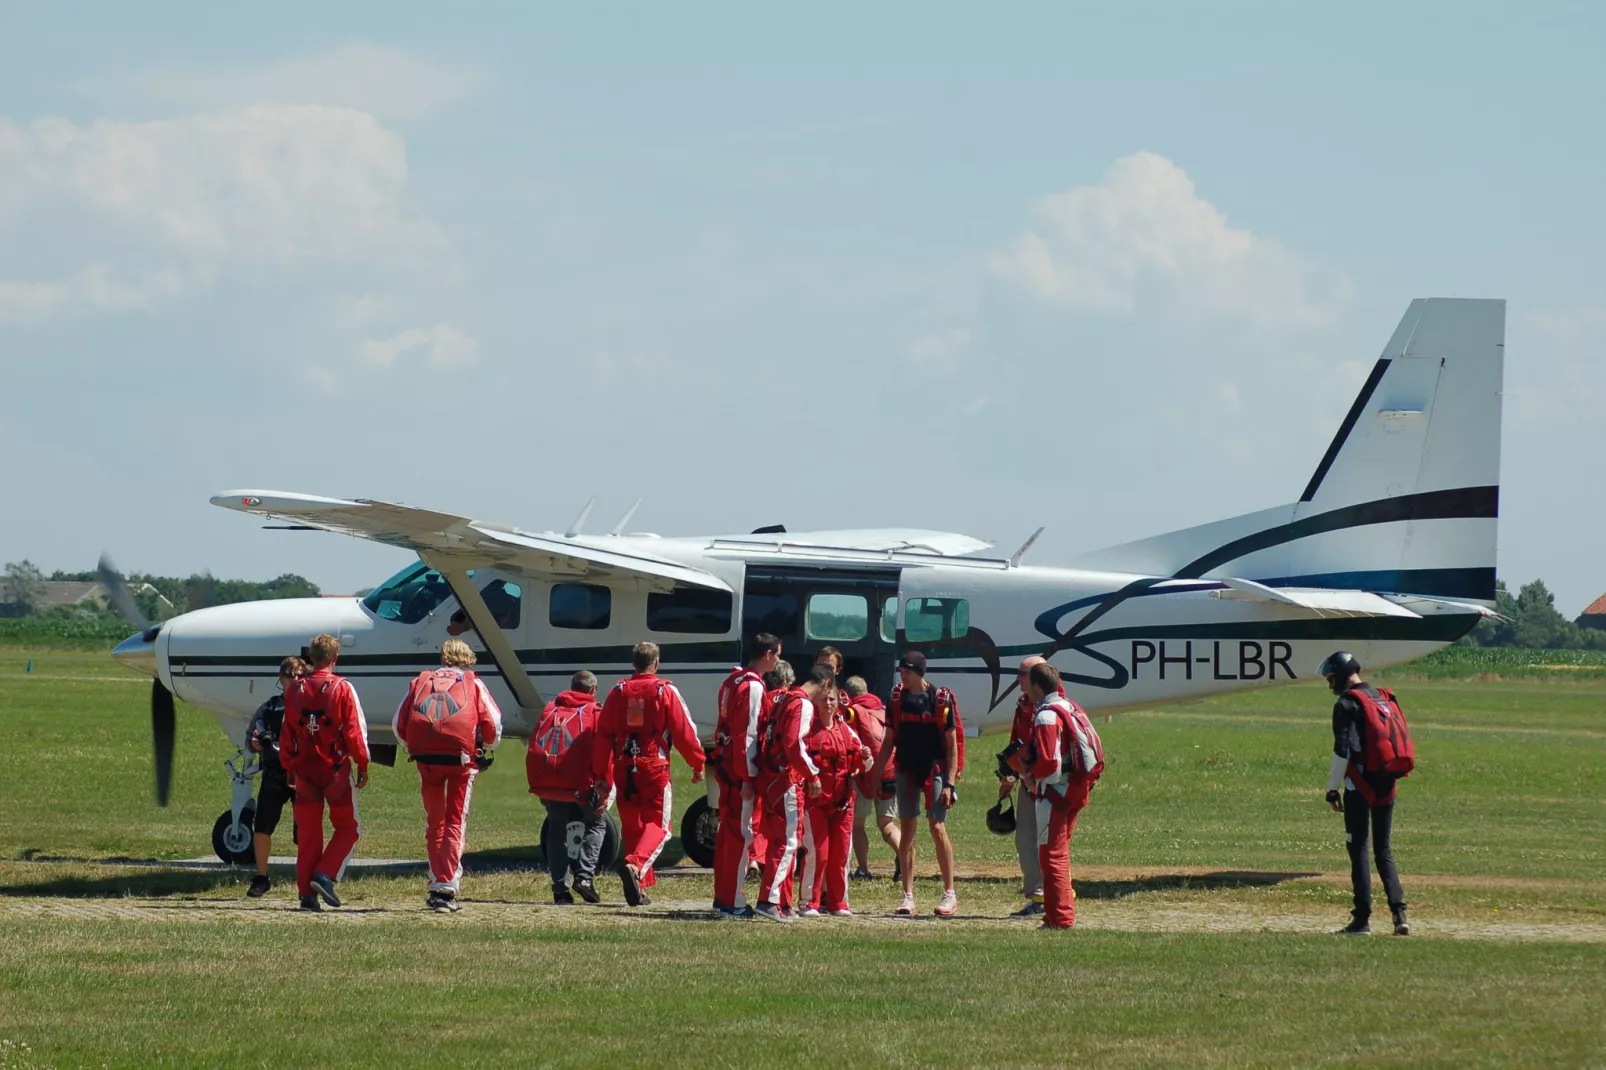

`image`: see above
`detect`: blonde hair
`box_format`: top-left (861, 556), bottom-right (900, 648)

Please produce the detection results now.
top-left (308, 634), bottom-right (340, 668)
top-left (632, 641), bottom-right (660, 672)
top-left (441, 639), bottom-right (477, 668)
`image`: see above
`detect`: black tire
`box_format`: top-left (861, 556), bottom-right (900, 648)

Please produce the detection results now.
top-left (679, 795), bottom-right (716, 868)
top-left (212, 806), bottom-right (256, 866)
top-left (539, 813), bottom-right (621, 869)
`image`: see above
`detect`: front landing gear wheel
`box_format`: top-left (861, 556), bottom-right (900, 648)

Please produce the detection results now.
top-left (212, 806), bottom-right (256, 865)
top-left (680, 795), bottom-right (716, 869)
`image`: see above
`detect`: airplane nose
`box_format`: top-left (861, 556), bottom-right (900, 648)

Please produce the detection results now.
top-left (112, 626), bottom-right (162, 677)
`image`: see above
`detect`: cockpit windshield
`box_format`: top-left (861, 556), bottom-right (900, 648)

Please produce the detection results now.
top-left (362, 563), bottom-right (461, 624)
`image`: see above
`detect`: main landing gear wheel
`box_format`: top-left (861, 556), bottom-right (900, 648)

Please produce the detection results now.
top-left (539, 813), bottom-right (622, 869)
top-left (679, 795), bottom-right (716, 869)
top-left (212, 806), bottom-right (256, 865)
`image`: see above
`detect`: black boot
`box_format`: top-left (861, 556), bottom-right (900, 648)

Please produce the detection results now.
top-left (1334, 913), bottom-right (1371, 935)
top-left (1392, 910), bottom-right (1410, 936)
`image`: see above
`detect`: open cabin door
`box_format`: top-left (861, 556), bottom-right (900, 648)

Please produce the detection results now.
top-left (740, 566), bottom-right (901, 698)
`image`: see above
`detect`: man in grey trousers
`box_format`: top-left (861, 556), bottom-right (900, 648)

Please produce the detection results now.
top-left (998, 656), bottom-right (1046, 917)
top-left (529, 670), bottom-right (611, 904)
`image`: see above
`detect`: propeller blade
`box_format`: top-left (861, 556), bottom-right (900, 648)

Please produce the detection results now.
top-left (152, 680), bottom-right (175, 806)
top-left (188, 570), bottom-right (217, 613)
top-left (97, 552), bottom-right (148, 630)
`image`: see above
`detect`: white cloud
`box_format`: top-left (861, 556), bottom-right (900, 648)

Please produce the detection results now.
top-left (0, 265), bottom-right (195, 323)
top-left (86, 45), bottom-right (487, 123)
top-left (990, 152), bottom-right (1351, 328)
top-left (333, 293), bottom-right (401, 330)
top-left (0, 105), bottom-right (442, 321)
top-left (359, 323), bottom-right (480, 369)
top-left (905, 328), bottom-right (972, 374)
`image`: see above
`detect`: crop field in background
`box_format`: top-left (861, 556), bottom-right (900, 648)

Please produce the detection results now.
top-left (0, 647), bottom-right (1603, 1068)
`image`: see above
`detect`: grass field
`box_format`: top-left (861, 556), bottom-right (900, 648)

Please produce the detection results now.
top-left (1, 648), bottom-right (1604, 1068)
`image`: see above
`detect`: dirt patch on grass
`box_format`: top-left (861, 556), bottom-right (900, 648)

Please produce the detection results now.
top-left (4, 891), bottom-right (1602, 944)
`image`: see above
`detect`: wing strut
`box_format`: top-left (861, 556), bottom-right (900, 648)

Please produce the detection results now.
top-left (423, 556), bottom-right (545, 715)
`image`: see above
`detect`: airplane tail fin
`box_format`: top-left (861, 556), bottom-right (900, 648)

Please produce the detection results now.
top-left (1071, 298), bottom-right (1505, 604)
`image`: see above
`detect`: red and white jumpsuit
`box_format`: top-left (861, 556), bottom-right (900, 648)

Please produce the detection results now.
top-left (712, 667), bottom-right (764, 910)
top-left (751, 686), bottom-right (816, 912)
top-left (591, 673), bottom-right (705, 890)
top-left (281, 669), bottom-right (370, 898)
top-left (1028, 695), bottom-right (1094, 930)
top-left (393, 667), bottom-right (503, 895)
top-left (802, 709), bottom-right (866, 913)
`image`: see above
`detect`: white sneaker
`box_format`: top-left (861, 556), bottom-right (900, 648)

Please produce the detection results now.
top-left (895, 892), bottom-right (915, 916)
top-left (799, 907), bottom-right (821, 917)
top-left (830, 907), bottom-right (853, 917)
top-left (935, 889), bottom-right (958, 917)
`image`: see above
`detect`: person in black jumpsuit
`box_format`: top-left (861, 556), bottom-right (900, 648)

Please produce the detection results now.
top-left (243, 656), bottom-right (308, 897)
top-left (1319, 650), bottom-right (1408, 936)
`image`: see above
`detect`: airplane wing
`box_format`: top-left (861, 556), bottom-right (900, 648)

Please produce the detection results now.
top-left (711, 529), bottom-right (993, 557)
top-left (1216, 578), bottom-right (1421, 618)
top-left (211, 490), bottom-right (732, 592)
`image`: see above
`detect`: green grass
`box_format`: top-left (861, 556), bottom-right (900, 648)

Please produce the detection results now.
top-left (1, 649), bottom-right (1604, 1068)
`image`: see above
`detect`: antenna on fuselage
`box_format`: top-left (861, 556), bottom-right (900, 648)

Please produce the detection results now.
top-left (565, 497), bottom-right (597, 538)
top-left (608, 498), bottom-right (642, 537)
top-left (1009, 527), bottom-right (1045, 568)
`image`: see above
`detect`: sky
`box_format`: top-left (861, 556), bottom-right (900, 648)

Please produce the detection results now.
top-left (1, 1), bottom-right (1602, 613)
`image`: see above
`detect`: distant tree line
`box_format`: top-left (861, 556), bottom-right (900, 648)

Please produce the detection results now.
top-left (1458, 580), bottom-right (1606, 651)
top-left (1, 559), bottom-right (319, 622)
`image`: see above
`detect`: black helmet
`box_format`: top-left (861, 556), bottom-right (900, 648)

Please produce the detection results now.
top-left (1316, 650), bottom-right (1362, 679)
top-left (985, 795), bottom-right (1016, 835)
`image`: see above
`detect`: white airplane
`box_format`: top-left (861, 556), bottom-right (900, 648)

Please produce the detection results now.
top-left (111, 297), bottom-right (1504, 867)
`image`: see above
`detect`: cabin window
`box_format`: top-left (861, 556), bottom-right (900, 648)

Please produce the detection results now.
top-left (362, 563), bottom-right (455, 625)
top-left (904, 597), bottom-right (969, 642)
top-left (743, 591), bottom-right (800, 637)
top-left (647, 587), bottom-right (733, 634)
top-left (879, 596), bottom-right (898, 643)
top-left (550, 583), bottom-right (612, 630)
top-left (806, 593), bottom-right (868, 642)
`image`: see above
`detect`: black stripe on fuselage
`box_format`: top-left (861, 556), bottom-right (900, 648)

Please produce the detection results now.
top-left (1174, 486), bottom-right (1498, 579)
top-left (168, 640), bottom-right (739, 670)
top-left (1256, 567), bottom-right (1497, 602)
top-left (1300, 358), bottom-right (1391, 503)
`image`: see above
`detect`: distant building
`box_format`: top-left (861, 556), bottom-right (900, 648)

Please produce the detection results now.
top-left (0, 580), bottom-right (112, 618)
top-left (1579, 593), bottom-right (1606, 632)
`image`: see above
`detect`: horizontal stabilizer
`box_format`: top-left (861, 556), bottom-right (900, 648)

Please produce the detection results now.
top-left (1216, 579), bottom-right (1421, 619)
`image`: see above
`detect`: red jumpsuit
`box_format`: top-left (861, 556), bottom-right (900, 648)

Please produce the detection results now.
top-left (752, 687), bottom-right (817, 911)
top-left (281, 668), bottom-right (370, 898)
top-left (393, 668), bottom-right (503, 894)
top-left (802, 713), bottom-right (865, 913)
top-left (1028, 696), bottom-right (1094, 930)
top-left (712, 667), bottom-right (764, 910)
top-left (591, 673), bottom-right (705, 889)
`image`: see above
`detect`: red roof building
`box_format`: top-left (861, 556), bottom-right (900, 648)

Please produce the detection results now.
top-left (1579, 593), bottom-right (1606, 631)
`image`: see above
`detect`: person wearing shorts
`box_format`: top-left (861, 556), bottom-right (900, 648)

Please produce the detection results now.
top-left (243, 656), bottom-right (308, 898)
top-left (842, 676), bottom-right (900, 881)
top-left (872, 651), bottom-right (961, 917)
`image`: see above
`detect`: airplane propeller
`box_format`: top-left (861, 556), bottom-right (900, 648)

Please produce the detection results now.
top-left (98, 554), bottom-right (215, 807)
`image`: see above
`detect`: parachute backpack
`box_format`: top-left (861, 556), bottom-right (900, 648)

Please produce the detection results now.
top-left (526, 699), bottom-right (600, 802)
top-left (1350, 687), bottom-right (1416, 777)
top-left (403, 668), bottom-right (482, 759)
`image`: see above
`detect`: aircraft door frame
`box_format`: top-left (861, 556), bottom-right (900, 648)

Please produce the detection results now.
top-left (740, 566), bottom-right (901, 699)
